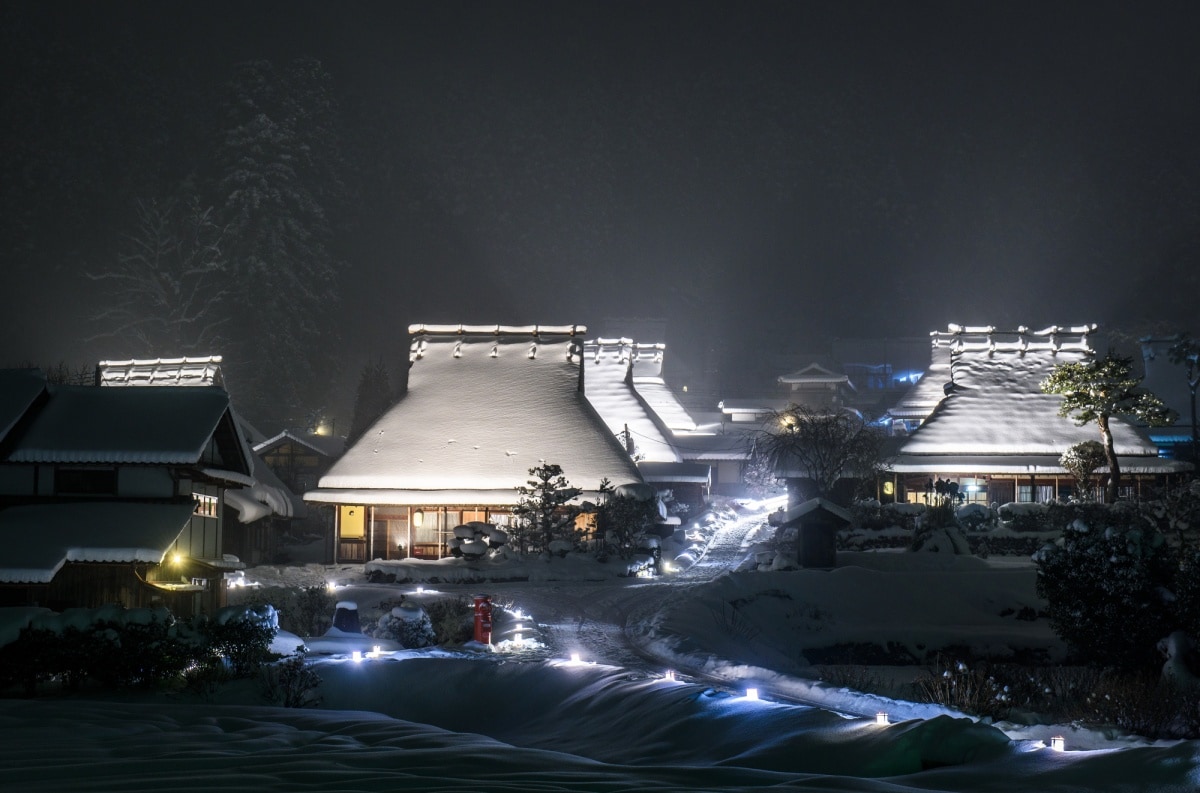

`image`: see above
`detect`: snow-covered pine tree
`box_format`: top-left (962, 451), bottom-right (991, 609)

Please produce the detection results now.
top-left (210, 58), bottom-right (349, 427)
top-left (512, 462), bottom-right (581, 557)
top-left (1042, 353), bottom-right (1174, 503)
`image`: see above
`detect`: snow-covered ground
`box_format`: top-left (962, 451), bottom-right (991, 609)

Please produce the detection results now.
top-left (4, 497), bottom-right (1200, 791)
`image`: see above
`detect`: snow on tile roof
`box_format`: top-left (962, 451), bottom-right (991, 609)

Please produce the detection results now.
top-left (583, 339), bottom-right (680, 463)
top-left (253, 429), bottom-right (346, 459)
top-left (0, 368), bottom-right (48, 443)
top-left (97, 356), bottom-right (224, 387)
top-left (897, 325), bottom-right (1172, 464)
top-left (0, 501), bottom-right (196, 583)
top-left (309, 325), bottom-right (642, 502)
top-left (6, 384), bottom-right (245, 466)
top-left (891, 453), bottom-right (1189, 474)
top-left (777, 363), bottom-right (849, 384)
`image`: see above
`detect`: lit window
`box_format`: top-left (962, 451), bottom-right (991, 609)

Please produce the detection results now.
top-left (193, 493), bottom-right (219, 517)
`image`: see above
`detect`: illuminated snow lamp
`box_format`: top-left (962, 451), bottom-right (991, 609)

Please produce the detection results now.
top-left (514, 632), bottom-right (523, 645)
top-left (876, 712), bottom-right (889, 725)
top-left (664, 669), bottom-right (676, 682)
top-left (352, 651), bottom-right (363, 663)
top-left (326, 582), bottom-right (337, 593)
top-left (745, 688), bottom-right (759, 701)
top-left (413, 510), bottom-right (424, 528)
top-left (570, 652), bottom-right (582, 664)
top-left (416, 585), bottom-right (425, 594)
top-left (1050, 736), bottom-right (1065, 752)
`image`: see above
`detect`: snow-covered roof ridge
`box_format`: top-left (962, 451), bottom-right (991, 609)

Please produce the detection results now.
top-left (97, 355), bottom-right (224, 387)
top-left (410, 325), bottom-right (587, 364)
top-left (408, 324), bottom-right (586, 337)
top-left (934, 324), bottom-right (1097, 355)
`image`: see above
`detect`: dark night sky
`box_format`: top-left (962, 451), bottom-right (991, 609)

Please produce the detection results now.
top-left (3, 1), bottom-right (1199, 404)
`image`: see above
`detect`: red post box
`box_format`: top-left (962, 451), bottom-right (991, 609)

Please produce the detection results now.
top-left (473, 594), bottom-right (493, 645)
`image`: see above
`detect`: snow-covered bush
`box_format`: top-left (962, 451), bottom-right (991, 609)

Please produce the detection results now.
top-left (1034, 516), bottom-right (1183, 670)
top-left (371, 601), bottom-right (436, 648)
top-left (260, 648), bottom-right (322, 708)
top-left (880, 501), bottom-right (925, 532)
top-left (909, 524), bottom-right (972, 554)
top-left (956, 503), bottom-right (992, 531)
top-left (235, 585), bottom-right (335, 637)
top-left (198, 605), bottom-right (280, 676)
top-left (997, 502), bottom-right (1050, 531)
top-left (0, 605), bottom-right (279, 694)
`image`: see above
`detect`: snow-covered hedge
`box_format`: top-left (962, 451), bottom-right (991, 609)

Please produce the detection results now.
top-left (0, 604), bottom-right (279, 694)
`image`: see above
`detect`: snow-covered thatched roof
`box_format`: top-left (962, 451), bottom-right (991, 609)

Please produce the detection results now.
top-left (583, 338), bottom-right (679, 463)
top-left (307, 325), bottom-right (643, 505)
top-left (5, 384), bottom-right (252, 478)
top-left (0, 368), bottom-right (48, 443)
top-left (893, 325), bottom-right (1190, 474)
top-left (0, 501), bottom-right (197, 583)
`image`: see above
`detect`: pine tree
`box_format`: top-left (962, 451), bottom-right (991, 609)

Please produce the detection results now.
top-left (211, 58), bottom-right (349, 426)
top-left (1042, 353), bottom-right (1174, 502)
top-left (512, 463), bottom-right (581, 556)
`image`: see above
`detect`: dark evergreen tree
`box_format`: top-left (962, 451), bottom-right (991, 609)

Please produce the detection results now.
top-left (211, 58), bottom-right (349, 427)
top-left (595, 480), bottom-right (659, 560)
top-left (512, 463), bottom-right (581, 556)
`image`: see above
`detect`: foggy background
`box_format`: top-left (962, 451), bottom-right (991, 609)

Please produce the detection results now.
top-left (3, 1), bottom-right (1197, 428)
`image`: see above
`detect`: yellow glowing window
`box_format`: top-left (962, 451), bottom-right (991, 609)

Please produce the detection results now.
top-left (339, 505), bottom-right (366, 539)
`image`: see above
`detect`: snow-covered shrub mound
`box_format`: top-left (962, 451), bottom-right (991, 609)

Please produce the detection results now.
top-left (997, 502), bottom-right (1049, 531)
top-left (449, 522), bottom-right (509, 556)
top-left (614, 482), bottom-right (656, 501)
top-left (910, 526), bottom-right (972, 554)
top-left (877, 501), bottom-right (926, 531)
top-left (956, 503), bottom-right (992, 531)
top-left (372, 602), bottom-right (436, 649)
